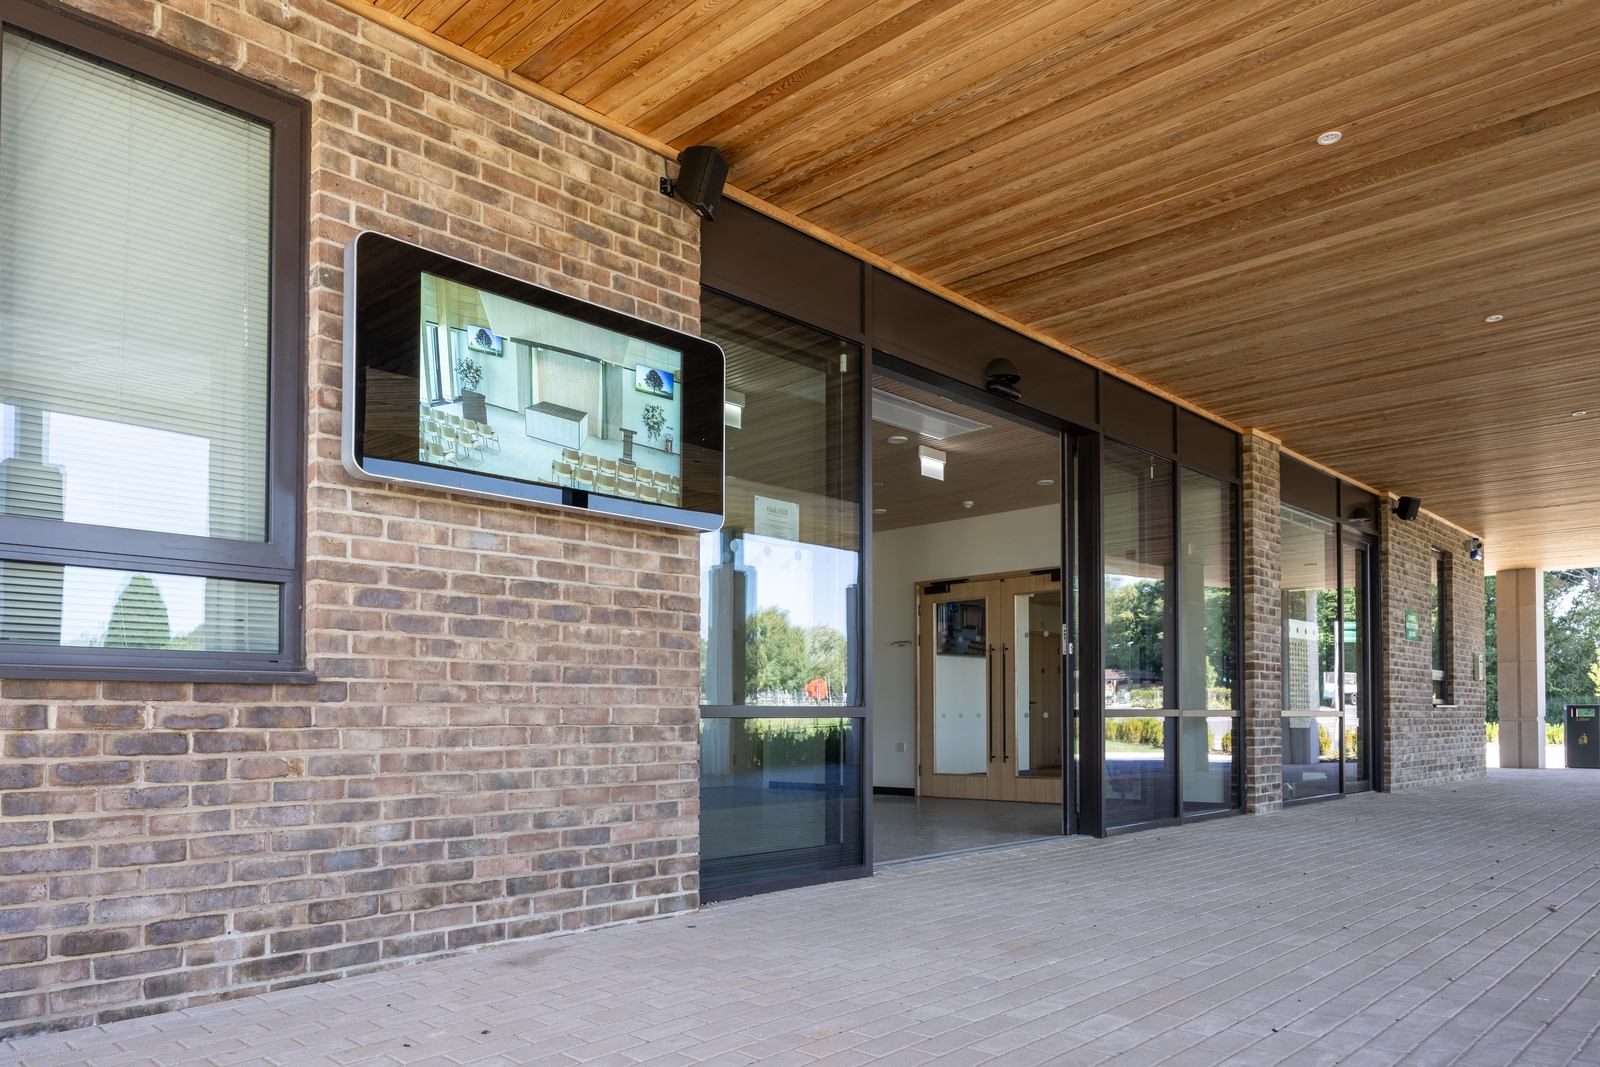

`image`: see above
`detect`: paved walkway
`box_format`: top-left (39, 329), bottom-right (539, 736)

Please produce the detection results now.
top-left (6, 770), bottom-right (1600, 1067)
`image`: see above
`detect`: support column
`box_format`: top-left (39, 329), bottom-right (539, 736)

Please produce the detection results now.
top-left (1241, 431), bottom-right (1283, 812)
top-left (1496, 568), bottom-right (1546, 769)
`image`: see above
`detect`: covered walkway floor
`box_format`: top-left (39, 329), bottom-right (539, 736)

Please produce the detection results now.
top-left (8, 770), bottom-right (1600, 1067)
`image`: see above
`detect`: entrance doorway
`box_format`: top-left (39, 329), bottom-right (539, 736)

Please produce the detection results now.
top-left (917, 569), bottom-right (1063, 804)
top-left (868, 362), bottom-right (1073, 863)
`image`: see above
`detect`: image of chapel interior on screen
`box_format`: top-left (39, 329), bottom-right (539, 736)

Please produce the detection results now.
top-left (417, 273), bottom-right (684, 505)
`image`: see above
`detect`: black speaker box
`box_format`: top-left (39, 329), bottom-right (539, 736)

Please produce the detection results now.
top-left (673, 146), bottom-right (728, 221)
top-left (1395, 496), bottom-right (1421, 521)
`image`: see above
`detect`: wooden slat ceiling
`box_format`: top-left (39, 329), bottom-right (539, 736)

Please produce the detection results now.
top-left (367, 0), bottom-right (1600, 570)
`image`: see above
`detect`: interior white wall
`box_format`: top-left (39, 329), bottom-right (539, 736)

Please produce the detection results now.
top-left (871, 503), bottom-right (1060, 788)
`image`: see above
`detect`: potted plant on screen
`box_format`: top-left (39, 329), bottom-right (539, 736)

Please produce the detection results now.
top-left (454, 356), bottom-right (487, 423)
top-left (641, 403), bottom-right (666, 445)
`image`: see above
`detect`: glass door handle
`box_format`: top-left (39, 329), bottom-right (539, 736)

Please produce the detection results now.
top-left (1001, 643), bottom-right (1009, 762)
top-left (987, 644), bottom-right (995, 763)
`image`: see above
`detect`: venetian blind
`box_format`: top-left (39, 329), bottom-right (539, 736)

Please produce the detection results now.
top-left (0, 31), bottom-right (271, 541)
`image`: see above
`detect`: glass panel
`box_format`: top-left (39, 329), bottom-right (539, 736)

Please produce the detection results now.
top-left (698, 717), bottom-right (863, 891)
top-left (1105, 715), bottom-right (1175, 825)
top-left (1014, 590), bottom-right (1062, 778)
top-left (934, 598), bottom-right (988, 774)
top-left (1282, 715), bottom-right (1341, 801)
top-left (1104, 442), bottom-right (1173, 711)
top-left (0, 32), bottom-right (271, 541)
top-left (1281, 507), bottom-right (1337, 712)
top-left (1432, 555), bottom-right (1447, 703)
top-left (697, 294), bottom-right (861, 706)
top-left (1180, 715), bottom-right (1237, 815)
top-left (1343, 542), bottom-right (1370, 788)
top-left (1177, 468), bottom-right (1235, 711)
top-left (0, 561), bottom-right (279, 652)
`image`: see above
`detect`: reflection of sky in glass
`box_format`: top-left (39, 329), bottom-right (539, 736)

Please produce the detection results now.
top-left (698, 532), bottom-right (858, 638)
top-left (44, 412), bottom-right (210, 536)
top-left (60, 570), bottom-right (206, 646)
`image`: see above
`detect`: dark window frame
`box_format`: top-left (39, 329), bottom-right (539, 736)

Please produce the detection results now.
top-left (0, 0), bottom-right (309, 682)
top-left (1432, 549), bottom-right (1451, 706)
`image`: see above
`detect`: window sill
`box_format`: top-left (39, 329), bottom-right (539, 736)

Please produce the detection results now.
top-left (0, 664), bottom-right (317, 685)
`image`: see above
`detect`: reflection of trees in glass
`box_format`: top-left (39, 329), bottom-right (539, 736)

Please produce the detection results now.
top-left (1204, 586), bottom-right (1234, 708)
top-left (643, 368), bottom-right (664, 393)
top-left (745, 607), bottom-right (846, 702)
top-left (104, 575), bottom-right (171, 648)
top-left (1105, 578), bottom-right (1163, 705)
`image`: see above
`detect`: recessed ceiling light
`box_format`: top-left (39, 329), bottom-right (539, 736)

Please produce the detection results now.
top-left (1572, 411), bottom-right (1587, 417)
top-left (873, 508), bottom-right (887, 514)
top-left (961, 501), bottom-right (974, 508)
top-left (873, 482), bottom-right (883, 487)
top-left (1036, 479), bottom-right (1055, 486)
top-left (1316, 131), bottom-right (1342, 146)
top-left (1484, 314), bottom-right (1503, 323)
top-left (886, 435), bottom-right (908, 444)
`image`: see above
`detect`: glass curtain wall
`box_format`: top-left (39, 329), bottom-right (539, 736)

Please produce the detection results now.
top-left (697, 291), bottom-right (863, 891)
top-left (1102, 441), bottom-right (1239, 829)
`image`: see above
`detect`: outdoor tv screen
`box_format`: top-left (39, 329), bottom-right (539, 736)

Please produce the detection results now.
top-left (342, 232), bottom-right (724, 530)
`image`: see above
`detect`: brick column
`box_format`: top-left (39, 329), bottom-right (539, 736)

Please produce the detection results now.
top-left (1241, 431), bottom-right (1283, 812)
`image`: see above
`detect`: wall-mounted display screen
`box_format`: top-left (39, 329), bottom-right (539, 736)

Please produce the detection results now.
top-left (343, 232), bottom-right (724, 530)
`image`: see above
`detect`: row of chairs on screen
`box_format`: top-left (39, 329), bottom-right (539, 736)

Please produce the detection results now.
top-left (552, 464), bottom-right (681, 506)
top-left (420, 406), bottom-right (501, 464)
top-left (554, 449), bottom-right (681, 493)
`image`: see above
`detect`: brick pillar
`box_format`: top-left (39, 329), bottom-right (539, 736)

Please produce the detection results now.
top-left (1241, 431), bottom-right (1283, 812)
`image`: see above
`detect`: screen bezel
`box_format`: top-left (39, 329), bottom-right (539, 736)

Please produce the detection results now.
top-left (342, 231), bottom-right (724, 532)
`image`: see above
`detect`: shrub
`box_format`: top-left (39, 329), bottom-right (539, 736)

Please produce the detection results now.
top-left (1107, 717), bottom-right (1164, 747)
top-left (1548, 723), bottom-right (1565, 746)
top-left (1486, 722), bottom-right (1499, 743)
top-left (1127, 688), bottom-right (1163, 710)
top-left (1220, 730), bottom-right (1233, 753)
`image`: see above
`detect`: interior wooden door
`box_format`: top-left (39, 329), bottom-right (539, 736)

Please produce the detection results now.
top-left (998, 575), bottom-right (1065, 804)
top-left (916, 572), bottom-right (1065, 805)
top-left (916, 578), bottom-right (1005, 800)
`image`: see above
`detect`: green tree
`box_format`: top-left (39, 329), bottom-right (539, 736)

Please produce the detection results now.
top-left (743, 606), bottom-right (848, 701)
top-left (1546, 569), bottom-right (1600, 723)
top-left (1484, 575), bottom-right (1497, 722)
top-left (1105, 578), bottom-right (1164, 683)
top-left (104, 574), bottom-right (171, 648)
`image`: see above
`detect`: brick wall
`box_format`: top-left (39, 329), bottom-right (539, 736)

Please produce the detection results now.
top-left (1379, 503), bottom-right (1488, 790)
top-left (1240, 433), bottom-right (1283, 813)
top-left (0, 0), bottom-right (702, 1039)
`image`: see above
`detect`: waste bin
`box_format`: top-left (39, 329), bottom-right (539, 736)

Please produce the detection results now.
top-left (1565, 706), bottom-right (1600, 769)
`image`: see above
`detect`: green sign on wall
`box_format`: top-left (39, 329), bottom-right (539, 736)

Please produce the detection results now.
top-left (1405, 611), bottom-right (1420, 640)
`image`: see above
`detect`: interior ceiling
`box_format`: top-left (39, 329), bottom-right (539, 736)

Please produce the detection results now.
top-left (366, 0), bottom-right (1600, 570)
top-left (870, 375), bottom-right (1060, 532)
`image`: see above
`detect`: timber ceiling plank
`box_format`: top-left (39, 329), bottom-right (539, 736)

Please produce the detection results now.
top-left (815, 0), bottom-right (1577, 260)
top-left (537, 0), bottom-right (702, 93)
top-left (494, 0), bottom-right (654, 73)
top-left (560, 0), bottom-right (754, 104)
top-left (460, 0), bottom-right (605, 60)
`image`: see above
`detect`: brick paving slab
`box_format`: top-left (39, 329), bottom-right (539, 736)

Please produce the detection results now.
top-left (6, 770), bottom-right (1600, 1067)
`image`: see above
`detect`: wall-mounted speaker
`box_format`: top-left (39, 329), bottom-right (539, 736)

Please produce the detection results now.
top-left (661, 146), bottom-right (728, 221)
top-left (1394, 496), bottom-right (1421, 521)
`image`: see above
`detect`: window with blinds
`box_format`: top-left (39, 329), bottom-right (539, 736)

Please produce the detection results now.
top-left (0, 12), bottom-right (305, 680)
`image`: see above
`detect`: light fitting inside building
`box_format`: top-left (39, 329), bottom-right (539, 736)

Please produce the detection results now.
top-left (1484, 314), bottom-right (1504, 323)
top-left (1572, 411), bottom-right (1587, 417)
top-left (724, 389), bottom-right (744, 429)
top-left (918, 445), bottom-right (946, 480)
top-left (1036, 479), bottom-right (1054, 486)
top-left (872, 389), bottom-right (989, 439)
top-left (961, 500), bottom-right (974, 508)
top-left (1316, 130), bottom-right (1342, 145)
top-left (873, 508), bottom-right (887, 514)
top-left (887, 434), bottom-right (908, 445)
